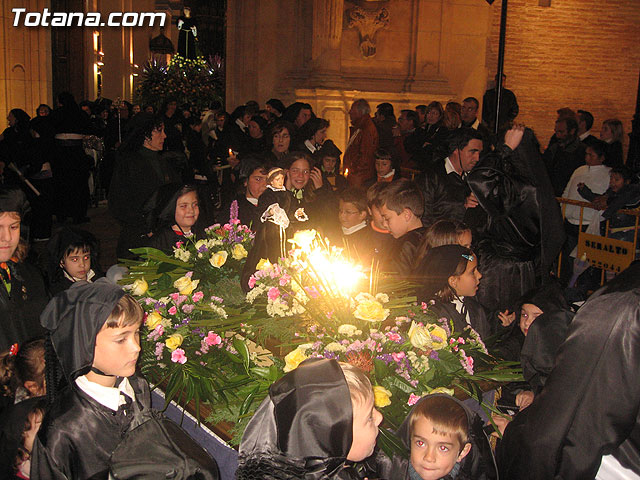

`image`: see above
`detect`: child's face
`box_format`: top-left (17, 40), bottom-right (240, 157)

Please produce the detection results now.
top-left (369, 205), bottom-right (387, 231)
top-left (322, 156), bottom-right (337, 173)
top-left (92, 319), bottom-right (142, 384)
top-left (519, 303), bottom-right (543, 336)
top-left (609, 172), bottom-right (627, 193)
top-left (410, 416), bottom-right (471, 480)
top-left (23, 410), bottom-right (43, 454)
top-left (175, 191), bottom-right (200, 230)
top-left (271, 173), bottom-right (285, 189)
top-left (347, 393), bottom-right (383, 462)
top-left (379, 204), bottom-right (411, 239)
top-left (448, 256), bottom-right (481, 297)
top-left (339, 200), bottom-right (367, 229)
top-left (375, 159), bottom-right (393, 177)
top-left (288, 159), bottom-right (311, 190)
top-left (0, 212), bottom-right (20, 263)
top-left (62, 248), bottom-right (91, 280)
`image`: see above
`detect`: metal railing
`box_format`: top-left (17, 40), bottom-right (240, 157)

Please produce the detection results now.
top-left (557, 197), bottom-right (640, 284)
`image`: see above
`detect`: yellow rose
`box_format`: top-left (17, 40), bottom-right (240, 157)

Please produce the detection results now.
top-left (146, 311), bottom-right (164, 330)
top-left (209, 250), bottom-right (228, 268)
top-left (288, 229), bottom-right (317, 252)
top-left (373, 385), bottom-right (392, 408)
top-left (165, 333), bottom-right (184, 351)
top-left (173, 276), bottom-right (199, 296)
top-left (353, 299), bottom-right (390, 323)
top-left (130, 278), bottom-right (148, 296)
top-left (283, 346), bottom-right (309, 372)
top-left (232, 243), bottom-right (248, 260)
top-left (408, 321), bottom-right (433, 350)
top-left (427, 324), bottom-right (448, 350)
top-left (256, 258), bottom-right (272, 271)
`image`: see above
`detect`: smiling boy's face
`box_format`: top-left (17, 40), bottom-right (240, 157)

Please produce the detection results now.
top-left (410, 416), bottom-right (471, 480)
top-left (347, 393), bottom-right (383, 461)
top-left (90, 319), bottom-right (142, 386)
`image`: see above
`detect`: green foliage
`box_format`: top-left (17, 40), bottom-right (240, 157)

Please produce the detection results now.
top-left (135, 54), bottom-right (223, 112)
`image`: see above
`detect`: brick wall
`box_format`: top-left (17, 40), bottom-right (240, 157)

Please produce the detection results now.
top-left (485, 0), bottom-right (640, 155)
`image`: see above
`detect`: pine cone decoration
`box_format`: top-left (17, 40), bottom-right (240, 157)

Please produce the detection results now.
top-left (345, 350), bottom-right (373, 373)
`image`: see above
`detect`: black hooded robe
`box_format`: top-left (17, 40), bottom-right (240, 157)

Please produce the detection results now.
top-left (30, 279), bottom-right (152, 479)
top-left (497, 263), bottom-right (640, 479)
top-left (236, 358), bottom-right (370, 479)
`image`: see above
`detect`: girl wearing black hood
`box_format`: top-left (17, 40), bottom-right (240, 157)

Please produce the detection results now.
top-left (496, 284), bottom-right (574, 411)
top-left (0, 187), bottom-right (48, 353)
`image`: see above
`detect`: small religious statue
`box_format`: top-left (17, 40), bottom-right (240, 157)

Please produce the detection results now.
top-left (177, 6), bottom-right (198, 59)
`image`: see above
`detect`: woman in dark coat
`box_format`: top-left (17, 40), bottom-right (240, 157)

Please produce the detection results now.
top-left (108, 113), bottom-right (181, 259)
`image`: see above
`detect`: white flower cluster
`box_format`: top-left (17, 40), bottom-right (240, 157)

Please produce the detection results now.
top-left (246, 284), bottom-right (267, 304)
top-left (174, 247), bottom-right (191, 262)
top-left (407, 350), bottom-right (430, 374)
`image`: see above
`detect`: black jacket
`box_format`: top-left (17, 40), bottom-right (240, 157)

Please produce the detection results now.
top-left (420, 161), bottom-right (475, 228)
top-left (0, 261), bottom-right (48, 352)
top-left (31, 377), bottom-right (151, 479)
top-left (498, 263), bottom-right (640, 479)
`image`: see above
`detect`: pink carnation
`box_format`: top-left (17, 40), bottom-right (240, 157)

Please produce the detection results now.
top-left (182, 304), bottom-right (195, 314)
top-left (192, 291), bottom-right (204, 303)
top-left (175, 241), bottom-right (184, 248)
top-left (408, 393), bottom-right (421, 406)
top-left (168, 306), bottom-right (177, 315)
top-left (205, 331), bottom-right (222, 346)
top-left (248, 276), bottom-right (256, 288)
top-left (185, 271), bottom-right (193, 278)
top-left (267, 287), bottom-right (281, 301)
top-left (171, 348), bottom-right (187, 364)
top-left (386, 332), bottom-right (402, 343)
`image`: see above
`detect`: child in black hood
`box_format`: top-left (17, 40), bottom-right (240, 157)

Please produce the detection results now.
top-left (31, 279), bottom-right (150, 479)
top-left (236, 358), bottom-right (383, 479)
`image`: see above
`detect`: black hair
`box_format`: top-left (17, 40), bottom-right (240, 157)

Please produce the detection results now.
top-left (446, 127), bottom-right (483, 156)
top-left (339, 188), bottom-right (368, 214)
top-left (376, 102), bottom-right (395, 119)
top-left (610, 166), bottom-right (634, 183)
top-left (462, 97), bottom-right (479, 109)
top-left (300, 117), bottom-right (330, 141)
top-left (249, 114), bottom-right (268, 133)
top-left (577, 109), bottom-right (594, 131)
top-left (400, 110), bottom-right (420, 130)
top-left (118, 113), bottom-right (164, 152)
top-left (586, 138), bottom-right (607, 158)
top-left (266, 98), bottom-right (285, 115)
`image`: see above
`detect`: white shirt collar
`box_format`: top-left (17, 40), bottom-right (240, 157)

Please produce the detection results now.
top-left (246, 196), bottom-right (258, 206)
top-left (452, 296), bottom-right (471, 324)
top-left (304, 139), bottom-right (317, 153)
top-left (342, 221), bottom-right (367, 236)
top-left (63, 269), bottom-right (96, 283)
top-left (444, 157), bottom-right (458, 175)
top-left (380, 169), bottom-right (395, 179)
top-left (75, 375), bottom-right (136, 411)
top-left (267, 184), bottom-right (286, 192)
top-left (578, 130), bottom-right (591, 141)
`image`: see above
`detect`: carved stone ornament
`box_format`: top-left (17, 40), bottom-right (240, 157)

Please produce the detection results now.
top-left (347, 6), bottom-right (389, 58)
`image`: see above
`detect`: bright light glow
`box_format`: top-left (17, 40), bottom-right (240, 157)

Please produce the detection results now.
top-left (93, 31), bottom-right (99, 51)
top-left (289, 230), bottom-right (365, 296)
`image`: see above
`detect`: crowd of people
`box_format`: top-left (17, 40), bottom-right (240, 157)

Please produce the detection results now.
top-left (0, 87), bottom-right (639, 479)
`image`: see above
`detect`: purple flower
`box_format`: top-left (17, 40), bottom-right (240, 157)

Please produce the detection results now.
top-left (182, 304), bottom-right (195, 314)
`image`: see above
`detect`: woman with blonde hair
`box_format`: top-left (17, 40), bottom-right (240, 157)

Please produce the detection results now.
top-left (600, 118), bottom-right (624, 168)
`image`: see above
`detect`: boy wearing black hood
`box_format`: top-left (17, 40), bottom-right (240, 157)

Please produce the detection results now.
top-left (31, 279), bottom-right (150, 479)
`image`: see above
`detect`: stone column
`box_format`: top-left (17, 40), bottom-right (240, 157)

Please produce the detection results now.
top-left (310, 0), bottom-right (343, 75)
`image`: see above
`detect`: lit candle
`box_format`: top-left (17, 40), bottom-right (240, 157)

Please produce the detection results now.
top-left (344, 168), bottom-right (349, 177)
top-left (228, 148), bottom-right (233, 157)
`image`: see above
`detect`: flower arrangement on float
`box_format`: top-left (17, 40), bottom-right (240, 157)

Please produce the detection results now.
top-left (121, 221), bottom-right (521, 446)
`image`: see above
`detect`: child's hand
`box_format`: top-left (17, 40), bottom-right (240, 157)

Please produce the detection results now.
top-left (516, 390), bottom-right (534, 410)
top-left (498, 310), bottom-right (516, 327)
top-left (310, 167), bottom-right (323, 189)
top-left (504, 124), bottom-right (525, 151)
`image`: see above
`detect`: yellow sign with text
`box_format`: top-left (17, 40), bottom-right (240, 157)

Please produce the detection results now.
top-left (577, 233), bottom-right (635, 273)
